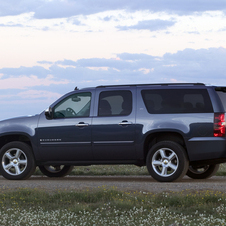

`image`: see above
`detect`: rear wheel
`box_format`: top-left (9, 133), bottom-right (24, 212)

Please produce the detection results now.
top-left (146, 141), bottom-right (189, 182)
top-left (39, 165), bottom-right (74, 177)
top-left (0, 141), bottom-right (36, 180)
top-left (186, 164), bottom-right (219, 179)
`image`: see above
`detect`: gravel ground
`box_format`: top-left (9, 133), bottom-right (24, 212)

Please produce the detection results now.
top-left (1, 175), bottom-right (226, 193)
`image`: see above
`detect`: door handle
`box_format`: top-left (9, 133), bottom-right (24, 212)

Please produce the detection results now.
top-left (118, 121), bottom-right (132, 126)
top-left (76, 122), bottom-right (89, 127)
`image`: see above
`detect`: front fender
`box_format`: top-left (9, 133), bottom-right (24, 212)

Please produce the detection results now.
top-left (0, 115), bottom-right (40, 150)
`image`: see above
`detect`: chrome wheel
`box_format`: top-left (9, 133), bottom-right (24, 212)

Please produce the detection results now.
top-left (43, 165), bottom-right (63, 173)
top-left (2, 148), bottom-right (27, 176)
top-left (152, 148), bottom-right (179, 177)
top-left (146, 141), bottom-right (189, 182)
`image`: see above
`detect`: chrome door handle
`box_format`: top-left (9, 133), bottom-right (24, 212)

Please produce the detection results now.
top-left (76, 122), bottom-right (89, 127)
top-left (118, 121), bottom-right (132, 126)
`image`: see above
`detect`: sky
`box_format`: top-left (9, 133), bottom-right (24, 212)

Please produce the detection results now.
top-left (0, 0), bottom-right (226, 120)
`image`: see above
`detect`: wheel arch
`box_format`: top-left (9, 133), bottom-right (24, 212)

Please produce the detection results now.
top-left (0, 133), bottom-right (33, 152)
top-left (143, 131), bottom-right (187, 162)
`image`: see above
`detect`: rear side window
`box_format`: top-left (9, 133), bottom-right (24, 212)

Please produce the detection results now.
top-left (142, 89), bottom-right (213, 114)
top-left (217, 91), bottom-right (226, 112)
top-left (98, 90), bottom-right (132, 116)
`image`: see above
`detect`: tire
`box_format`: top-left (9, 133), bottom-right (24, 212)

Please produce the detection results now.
top-left (39, 165), bottom-right (74, 177)
top-left (0, 141), bottom-right (36, 180)
top-left (146, 141), bottom-right (189, 182)
top-left (186, 164), bottom-right (219, 179)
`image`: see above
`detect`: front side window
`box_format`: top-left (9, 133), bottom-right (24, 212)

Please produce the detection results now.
top-left (98, 90), bottom-right (132, 117)
top-left (142, 89), bottom-right (213, 114)
top-left (53, 92), bottom-right (91, 118)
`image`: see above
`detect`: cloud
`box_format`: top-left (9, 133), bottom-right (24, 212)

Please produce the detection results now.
top-left (0, 66), bottom-right (50, 78)
top-left (117, 19), bottom-right (176, 31)
top-left (37, 60), bottom-right (54, 65)
top-left (57, 47), bottom-right (226, 85)
top-left (0, 75), bottom-right (69, 90)
top-left (160, 47), bottom-right (226, 82)
top-left (17, 90), bottom-right (62, 100)
top-left (0, 23), bottom-right (23, 27)
top-left (0, 0), bottom-right (226, 18)
top-left (0, 47), bottom-right (226, 119)
top-left (1, 47), bottom-right (226, 91)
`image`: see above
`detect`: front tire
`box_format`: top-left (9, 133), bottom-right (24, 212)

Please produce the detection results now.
top-left (186, 164), bottom-right (219, 179)
top-left (146, 141), bottom-right (189, 182)
top-left (39, 165), bottom-right (74, 177)
top-left (0, 141), bottom-right (36, 180)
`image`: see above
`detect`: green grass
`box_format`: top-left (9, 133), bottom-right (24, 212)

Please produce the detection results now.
top-left (34, 163), bottom-right (226, 176)
top-left (217, 163), bottom-right (226, 176)
top-left (35, 164), bottom-right (149, 176)
top-left (1, 188), bottom-right (226, 225)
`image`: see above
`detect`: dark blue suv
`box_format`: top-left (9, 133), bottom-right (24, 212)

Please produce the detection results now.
top-left (0, 83), bottom-right (226, 182)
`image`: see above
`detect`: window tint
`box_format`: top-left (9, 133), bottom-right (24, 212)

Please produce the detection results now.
top-left (53, 92), bottom-right (91, 118)
top-left (217, 91), bottom-right (226, 112)
top-left (142, 89), bottom-right (213, 114)
top-left (98, 90), bottom-right (132, 116)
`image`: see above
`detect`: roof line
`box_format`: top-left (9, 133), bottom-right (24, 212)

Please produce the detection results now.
top-left (96, 83), bottom-right (205, 88)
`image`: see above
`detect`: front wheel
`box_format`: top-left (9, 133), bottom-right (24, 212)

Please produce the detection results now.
top-left (0, 141), bottom-right (36, 180)
top-left (146, 141), bottom-right (189, 182)
top-left (39, 165), bottom-right (74, 177)
top-left (186, 164), bottom-right (219, 179)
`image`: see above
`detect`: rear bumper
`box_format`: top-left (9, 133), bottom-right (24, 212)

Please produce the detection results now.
top-left (187, 137), bottom-right (226, 162)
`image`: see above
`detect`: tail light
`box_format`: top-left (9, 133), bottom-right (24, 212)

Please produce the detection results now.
top-left (214, 113), bottom-right (225, 137)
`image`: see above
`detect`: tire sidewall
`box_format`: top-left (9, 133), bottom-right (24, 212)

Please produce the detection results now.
top-left (146, 141), bottom-right (189, 182)
top-left (0, 141), bottom-right (36, 180)
top-left (186, 164), bottom-right (219, 179)
top-left (39, 165), bottom-right (73, 177)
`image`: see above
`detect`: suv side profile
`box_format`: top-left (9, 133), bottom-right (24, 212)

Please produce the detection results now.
top-left (0, 83), bottom-right (226, 182)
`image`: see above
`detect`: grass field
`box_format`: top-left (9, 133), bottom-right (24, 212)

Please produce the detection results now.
top-left (1, 187), bottom-right (226, 225)
top-left (0, 164), bottom-right (226, 225)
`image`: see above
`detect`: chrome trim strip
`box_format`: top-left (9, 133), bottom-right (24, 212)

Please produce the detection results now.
top-left (40, 141), bottom-right (134, 145)
top-left (93, 141), bottom-right (134, 144)
top-left (188, 137), bottom-right (224, 142)
top-left (40, 142), bottom-right (91, 145)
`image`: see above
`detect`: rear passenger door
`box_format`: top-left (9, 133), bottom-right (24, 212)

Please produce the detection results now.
top-left (92, 87), bottom-right (136, 160)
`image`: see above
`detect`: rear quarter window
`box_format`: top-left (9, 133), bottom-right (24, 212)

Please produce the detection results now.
top-left (216, 91), bottom-right (226, 112)
top-left (141, 89), bottom-right (213, 114)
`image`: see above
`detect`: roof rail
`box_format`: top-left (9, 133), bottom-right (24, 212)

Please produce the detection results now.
top-left (96, 83), bottom-right (205, 88)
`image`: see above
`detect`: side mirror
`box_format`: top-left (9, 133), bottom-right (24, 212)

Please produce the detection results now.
top-left (45, 107), bottom-right (53, 119)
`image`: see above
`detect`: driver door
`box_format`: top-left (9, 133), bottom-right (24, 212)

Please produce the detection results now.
top-left (36, 92), bottom-right (93, 162)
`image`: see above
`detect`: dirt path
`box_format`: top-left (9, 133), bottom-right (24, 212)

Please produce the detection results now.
top-left (1, 175), bottom-right (226, 193)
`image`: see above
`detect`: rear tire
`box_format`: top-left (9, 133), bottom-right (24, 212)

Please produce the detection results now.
top-left (186, 164), bottom-right (219, 179)
top-left (0, 141), bottom-right (36, 180)
top-left (146, 141), bottom-right (189, 182)
top-left (39, 165), bottom-right (74, 177)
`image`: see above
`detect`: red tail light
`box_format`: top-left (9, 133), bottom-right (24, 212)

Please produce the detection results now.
top-left (214, 113), bottom-right (225, 137)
